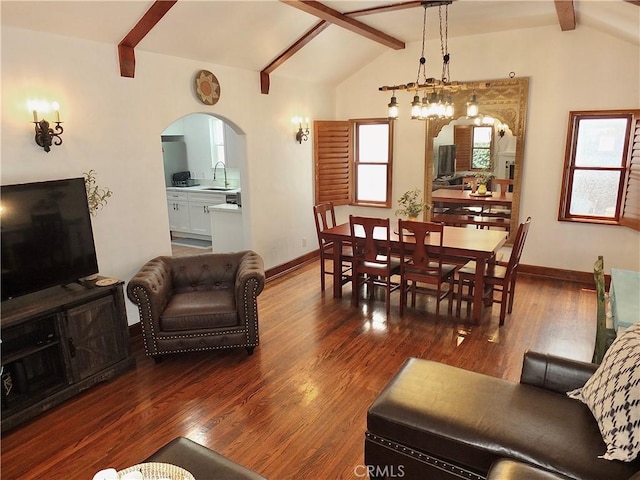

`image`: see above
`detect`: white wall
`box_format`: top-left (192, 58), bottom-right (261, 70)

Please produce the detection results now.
top-left (336, 24), bottom-right (640, 273)
top-left (1, 26), bottom-right (334, 324)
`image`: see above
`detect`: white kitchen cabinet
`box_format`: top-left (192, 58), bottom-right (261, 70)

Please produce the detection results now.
top-left (210, 204), bottom-right (244, 253)
top-left (167, 189), bottom-right (227, 238)
top-left (166, 191), bottom-right (190, 233)
top-left (187, 202), bottom-right (211, 236)
top-left (188, 191), bottom-right (225, 236)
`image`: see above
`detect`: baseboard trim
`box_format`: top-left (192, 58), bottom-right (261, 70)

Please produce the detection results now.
top-left (519, 264), bottom-right (601, 286)
top-left (265, 251), bottom-right (319, 281)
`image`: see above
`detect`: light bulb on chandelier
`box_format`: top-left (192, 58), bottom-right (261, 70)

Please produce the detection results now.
top-left (382, 1), bottom-right (456, 121)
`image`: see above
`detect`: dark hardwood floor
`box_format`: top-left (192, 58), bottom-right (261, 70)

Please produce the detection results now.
top-left (0, 258), bottom-right (596, 480)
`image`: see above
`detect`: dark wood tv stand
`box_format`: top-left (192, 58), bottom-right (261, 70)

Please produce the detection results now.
top-left (1, 279), bottom-right (136, 432)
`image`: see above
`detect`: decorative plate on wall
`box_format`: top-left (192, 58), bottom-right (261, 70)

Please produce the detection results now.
top-left (194, 70), bottom-right (220, 105)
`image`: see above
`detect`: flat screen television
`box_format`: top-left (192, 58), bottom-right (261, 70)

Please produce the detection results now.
top-left (1, 178), bottom-right (99, 301)
top-left (437, 144), bottom-right (456, 178)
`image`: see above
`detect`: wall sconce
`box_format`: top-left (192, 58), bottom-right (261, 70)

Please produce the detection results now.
top-left (497, 123), bottom-right (508, 137)
top-left (28, 100), bottom-right (63, 152)
top-left (293, 117), bottom-right (310, 144)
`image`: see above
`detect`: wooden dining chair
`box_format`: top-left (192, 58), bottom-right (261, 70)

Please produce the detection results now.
top-left (313, 202), bottom-right (352, 292)
top-left (484, 178), bottom-right (514, 220)
top-left (349, 215), bottom-right (400, 315)
top-left (461, 177), bottom-right (478, 192)
top-left (398, 220), bottom-right (457, 316)
top-left (456, 216), bottom-right (531, 325)
top-left (492, 178), bottom-right (513, 196)
top-left (592, 255), bottom-right (616, 364)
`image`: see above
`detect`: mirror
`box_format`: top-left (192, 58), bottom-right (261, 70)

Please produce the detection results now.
top-left (424, 77), bottom-right (529, 236)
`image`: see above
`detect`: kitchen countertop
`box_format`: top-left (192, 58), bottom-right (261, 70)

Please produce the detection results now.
top-left (209, 203), bottom-right (242, 213)
top-left (166, 185), bottom-right (240, 194)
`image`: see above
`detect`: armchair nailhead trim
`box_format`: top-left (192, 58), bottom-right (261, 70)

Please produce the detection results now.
top-left (130, 286), bottom-right (158, 355)
top-left (244, 278), bottom-right (260, 345)
top-left (365, 432), bottom-right (484, 480)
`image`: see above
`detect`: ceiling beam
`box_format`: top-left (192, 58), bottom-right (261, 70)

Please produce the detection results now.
top-left (280, 0), bottom-right (405, 50)
top-left (554, 0), bottom-right (576, 31)
top-left (346, 0), bottom-right (452, 17)
top-left (118, 0), bottom-right (178, 78)
top-left (260, 20), bottom-right (330, 94)
top-left (262, 0), bottom-right (420, 94)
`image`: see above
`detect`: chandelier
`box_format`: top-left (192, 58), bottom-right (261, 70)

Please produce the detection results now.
top-left (381, 1), bottom-right (479, 121)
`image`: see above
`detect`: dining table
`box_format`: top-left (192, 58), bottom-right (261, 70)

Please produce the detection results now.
top-left (431, 188), bottom-right (514, 230)
top-left (320, 222), bottom-right (508, 323)
top-left (431, 188), bottom-right (514, 207)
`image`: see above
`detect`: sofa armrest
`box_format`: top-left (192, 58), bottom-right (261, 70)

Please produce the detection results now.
top-left (235, 251), bottom-right (265, 316)
top-left (520, 350), bottom-right (598, 394)
top-left (126, 256), bottom-right (173, 334)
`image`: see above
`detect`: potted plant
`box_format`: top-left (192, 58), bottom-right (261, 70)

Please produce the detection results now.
top-left (84, 169), bottom-right (113, 216)
top-left (395, 188), bottom-right (430, 220)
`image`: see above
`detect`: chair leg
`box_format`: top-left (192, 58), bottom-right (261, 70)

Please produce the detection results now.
top-left (411, 281), bottom-right (417, 307)
top-left (456, 277), bottom-right (474, 317)
top-left (447, 276), bottom-right (454, 314)
top-left (499, 285), bottom-right (509, 326)
top-left (507, 277), bottom-right (517, 313)
top-left (246, 346), bottom-right (255, 355)
top-left (399, 279), bottom-right (406, 316)
top-left (500, 292), bottom-right (507, 326)
top-left (386, 277), bottom-right (391, 316)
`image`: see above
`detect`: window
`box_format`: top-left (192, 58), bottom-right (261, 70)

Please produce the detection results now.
top-left (353, 119), bottom-right (393, 207)
top-left (559, 110), bottom-right (639, 229)
top-left (211, 117), bottom-right (226, 165)
top-left (314, 119), bottom-right (393, 207)
top-left (453, 124), bottom-right (493, 171)
top-left (472, 126), bottom-right (492, 170)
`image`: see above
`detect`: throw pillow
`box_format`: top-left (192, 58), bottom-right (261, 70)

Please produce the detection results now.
top-left (568, 323), bottom-right (640, 461)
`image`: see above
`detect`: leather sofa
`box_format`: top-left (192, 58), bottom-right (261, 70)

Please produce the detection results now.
top-left (145, 437), bottom-right (266, 479)
top-left (127, 251), bottom-right (265, 360)
top-left (365, 351), bottom-right (640, 480)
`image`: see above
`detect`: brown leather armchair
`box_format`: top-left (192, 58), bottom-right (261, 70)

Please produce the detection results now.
top-left (127, 251), bottom-right (265, 361)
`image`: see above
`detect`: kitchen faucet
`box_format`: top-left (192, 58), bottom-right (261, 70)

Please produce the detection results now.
top-left (213, 161), bottom-right (229, 187)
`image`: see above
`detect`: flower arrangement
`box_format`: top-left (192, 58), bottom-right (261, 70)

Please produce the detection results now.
top-left (474, 170), bottom-right (495, 185)
top-left (84, 169), bottom-right (113, 216)
top-left (395, 188), bottom-right (430, 219)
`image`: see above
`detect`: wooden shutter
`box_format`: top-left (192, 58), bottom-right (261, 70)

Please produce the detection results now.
top-left (620, 114), bottom-right (640, 231)
top-left (454, 125), bottom-right (472, 171)
top-left (314, 121), bottom-right (351, 205)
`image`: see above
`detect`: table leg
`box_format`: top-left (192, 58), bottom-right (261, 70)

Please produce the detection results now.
top-left (472, 257), bottom-right (486, 324)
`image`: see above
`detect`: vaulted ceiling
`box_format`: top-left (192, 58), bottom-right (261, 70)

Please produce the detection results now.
top-left (2, 0), bottom-right (638, 92)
